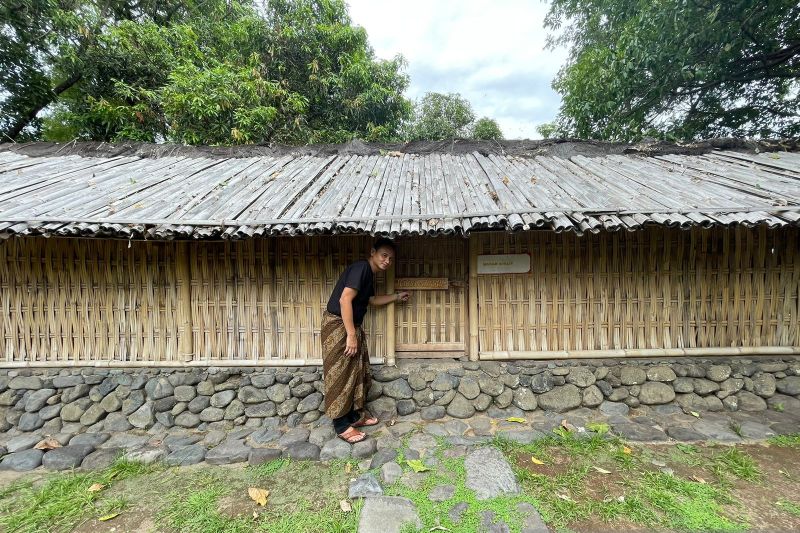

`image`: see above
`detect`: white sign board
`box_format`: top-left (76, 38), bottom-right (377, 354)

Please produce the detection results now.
top-left (477, 254), bottom-right (530, 274)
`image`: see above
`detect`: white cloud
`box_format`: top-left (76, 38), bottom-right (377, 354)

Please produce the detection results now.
top-left (347, 0), bottom-right (569, 139)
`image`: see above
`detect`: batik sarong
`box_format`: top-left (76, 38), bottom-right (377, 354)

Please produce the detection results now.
top-left (321, 311), bottom-right (371, 419)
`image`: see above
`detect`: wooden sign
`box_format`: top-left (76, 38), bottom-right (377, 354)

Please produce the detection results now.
top-left (394, 277), bottom-right (449, 290)
top-left (477, 254), bottom-right (530, 274)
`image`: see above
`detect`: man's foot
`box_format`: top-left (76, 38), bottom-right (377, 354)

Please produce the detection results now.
top-left (337, 426), bottom-right (367, 443)
top-left (352, 413), bottom-right (379, 428)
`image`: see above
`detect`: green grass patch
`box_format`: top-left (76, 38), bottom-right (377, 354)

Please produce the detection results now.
top-left (768, 434), bottom-right (800, 448)
top-left (777, 500), bottom-right (800, 517)
top-left (711, 448), bottom-right (761, 482)
top-left (0, 457), bottom-right (156, 533)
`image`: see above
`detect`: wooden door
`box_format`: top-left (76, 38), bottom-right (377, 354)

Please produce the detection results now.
top-left (394, 237), bottom-right (467, 357)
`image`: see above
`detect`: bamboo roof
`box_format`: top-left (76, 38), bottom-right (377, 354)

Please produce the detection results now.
top-left (0, 140), bottom-right (799, 239)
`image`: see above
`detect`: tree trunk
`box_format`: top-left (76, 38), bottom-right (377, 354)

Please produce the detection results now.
top-left (4, 72), bottom-right (82, 141)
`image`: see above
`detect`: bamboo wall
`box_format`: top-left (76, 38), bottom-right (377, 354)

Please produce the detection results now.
top-left (1, 236), bottom-right (385, 365)
top-left (475, 227), bottom-right (800, 353)
top-left (2, 227), bottom-right (798, 366)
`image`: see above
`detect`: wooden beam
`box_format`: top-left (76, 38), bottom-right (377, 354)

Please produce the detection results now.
top-left (478, 347), bottom-right (800, 360)
top-left (386, 261), bottom-right (396, 366)
top-left (176, 242), bottom-right (193, 359)
top-left (468, 236), bottom-right (479, 361)
top-left (395, 342), bottom-right (465, 351)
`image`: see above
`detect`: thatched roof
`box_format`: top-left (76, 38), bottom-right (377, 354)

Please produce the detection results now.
top-left (1, 139), bottom-right (798, 240)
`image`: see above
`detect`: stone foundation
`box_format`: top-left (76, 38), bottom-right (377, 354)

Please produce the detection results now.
top-left (2, 357), bottom-right (799, 438)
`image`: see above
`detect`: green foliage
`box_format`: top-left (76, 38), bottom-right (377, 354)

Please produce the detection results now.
top-left (472, 117), bottom-right (503, 140)
top-left (3, 0), bottom-right (411, 144)
top-left (545, 0), bottom-right (800, 140)
top-left (404, 92), bottom-right (476, 141)
top-left (712, 448), bottom-right (762, 482)
top-left (0, 457), bottom-right (156, 533)
top-left (536, 121), bottom-right (560, 139)
top-left (777, 500), bottom-right (800, 517)
top-left (768, 434), bottom-right (800, 448)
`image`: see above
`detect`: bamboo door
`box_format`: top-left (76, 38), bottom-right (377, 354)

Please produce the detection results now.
top-left (393, 237), bottom-right (467, 357)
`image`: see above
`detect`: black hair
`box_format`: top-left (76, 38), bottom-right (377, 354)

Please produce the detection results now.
top-left (372, 237), bottom-right (396, 252)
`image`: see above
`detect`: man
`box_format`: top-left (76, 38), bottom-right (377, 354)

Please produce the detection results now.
top-left (321, 238), bottom-right (410, 443)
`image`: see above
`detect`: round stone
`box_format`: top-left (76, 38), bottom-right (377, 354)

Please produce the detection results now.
top-left (457, 377), bottom-right (480, 400)
top-left (620, 367), bottom-right (647, 385)
top-left (581, 385), bottom-right (603, 407)
top-left (383, 379), bottom-right (413, 400)
top-left (638, 382), bottom-right (676, 405)
top-left (536, 384), bottom-right (582, 412)
top-left (566, 367), bottom-right (595, 388)
top-left (446, 393), bottom-right (476, 419)
top-left (512, 388), bottom-right (537, 411)
top-left (174, 385), bottom-right (196, 402)
top-left (706, 365), bottom-right (732, 382)
top-left (420, 405), bottom-right (446, 420)
top-left (646, 366), bottom-right (676, 382)
top-left (210, 390), bottom-right (235, 408)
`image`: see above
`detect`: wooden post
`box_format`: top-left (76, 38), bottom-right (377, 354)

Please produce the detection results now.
top-left (468, 236), bottom-right (479, 361)
top-left (177, 242), bottom-right (194, 360)
top-left (386, 261), bottom-right (396, 366)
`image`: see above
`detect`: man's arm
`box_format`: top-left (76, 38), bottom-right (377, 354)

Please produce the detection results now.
top-left (339, 287), bottom-right (359, 356)
top-left (369, 292), bottom-right (410, 307)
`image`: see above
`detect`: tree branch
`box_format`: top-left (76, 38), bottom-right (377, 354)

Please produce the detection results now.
top-left (3, 72), bottom-right (82, 141)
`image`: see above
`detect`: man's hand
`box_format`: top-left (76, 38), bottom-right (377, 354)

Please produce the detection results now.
top-left (397, 291), bottom-right (410, 303)
top-left (345, 332), bottom-right (358, 357)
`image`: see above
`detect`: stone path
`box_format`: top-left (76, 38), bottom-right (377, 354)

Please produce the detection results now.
top-left (1, 401), bottom-right (797, 473)
top-left (2, 403), bottom-right (799, 531)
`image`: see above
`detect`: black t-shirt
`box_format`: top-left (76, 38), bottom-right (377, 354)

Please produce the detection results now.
top-left (326, 260), bottom-right (375, 326)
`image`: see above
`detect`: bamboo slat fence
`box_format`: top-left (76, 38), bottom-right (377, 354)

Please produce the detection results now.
top-left (474, 227), bottom-right (800, 355)
top-left (1, 236), bottom-right (385, 365)
top-left (1, 227), bottom-right (798, 367)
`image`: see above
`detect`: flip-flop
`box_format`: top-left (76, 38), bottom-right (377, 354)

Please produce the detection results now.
top-left (352, 414), bottom-right (379, 428)
top-left (337, 426), bottom-right (367, 443)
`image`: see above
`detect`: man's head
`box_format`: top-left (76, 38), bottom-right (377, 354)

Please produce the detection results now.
top-left (369, 238), bottom-right (396, 271)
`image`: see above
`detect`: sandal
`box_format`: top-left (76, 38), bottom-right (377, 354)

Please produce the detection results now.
top-left (352, 412), bottom-right (379, 428)
top-left (337, 426), bottom-right (367, 444)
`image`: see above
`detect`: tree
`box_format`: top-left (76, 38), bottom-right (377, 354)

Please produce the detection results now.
top-left (1, 0), bottom-right (411, 144)
top-left (545, 0), bottom-right (800, 141)
top-left (536, 122), bottom-right (558, 139)
top-left (472, 117), bottom-right (503, 140)
top-left (404, 92), bottom-right (475, 141)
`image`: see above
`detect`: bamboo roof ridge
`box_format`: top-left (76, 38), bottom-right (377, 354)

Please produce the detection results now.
top-left (0, 140), bottom-right (799, 239)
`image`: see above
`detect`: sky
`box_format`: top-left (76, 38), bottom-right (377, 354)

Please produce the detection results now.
top-left (347, 0), bottom-right (569, 140)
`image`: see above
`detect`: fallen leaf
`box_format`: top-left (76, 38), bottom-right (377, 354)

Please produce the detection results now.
top-left (691, 475), bottom-right (707, 484)
top-left (592, 466), bottom-right (612, 474)
top-left (252, 511), bottom-right (259, 519)
top-left (616, 495), bottom-right (626, 503)
top-left (344, 463), bottom-right (352, 474)
top-left (530, 456), bottom-right (545, 465)
top-left (340, 500), bottom-right (352, 512)
top-left (248, 487), bottom-right (270, 506)
top-left (587, 422), bottom-right (610, 435)
top-left (506, 417), bottom-right (526, 423)
top-left (387, 151), bottom-right (404, 157)
top-left (98, 512), bottom-right (120, 521)
top-left (556, 493), bottom-right (573, 502)
top-left (87, 483), bottom-right (105, 493)
top-left (622, 446), bottom-right (632, 455)
top-left (34, 437), bottom-right (62, 451)
top-left (690, 411), bottom-right (700, 418)
top-left (407, 459), bottom-right (430, 473)
top-left (561, 419), bottom-right (576, 432)
top-left (429, 527), bottom-right (450, 531)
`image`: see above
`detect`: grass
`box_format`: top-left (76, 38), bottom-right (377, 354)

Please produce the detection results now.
top-left (711, 448), bottom-right (761, 482)
top-left (777, 500), bottom-right (800, 517)
top-left (493, 429), bottom-right (750, 532)
top-left (768, 434), bottom-right (800, 448)
top-left (0, 457), bottom-right (156, 533)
